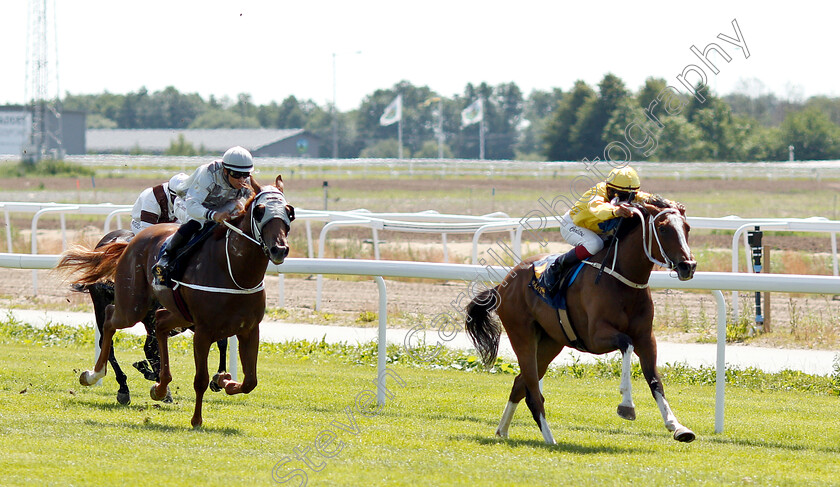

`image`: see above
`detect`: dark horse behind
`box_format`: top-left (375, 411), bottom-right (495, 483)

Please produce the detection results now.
top-left (466, 197), bottom-right (697, 444)
top-left (71, 229), bottom-right (228, 405)
top-left (58, 175), bottom-right (294, 427)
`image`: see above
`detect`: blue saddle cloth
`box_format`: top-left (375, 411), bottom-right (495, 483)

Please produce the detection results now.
top-left (528, 254), bottom-right (586, 309)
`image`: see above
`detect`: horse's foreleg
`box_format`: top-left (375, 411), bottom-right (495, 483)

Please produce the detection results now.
top-left (191, 332), bottom-right (212, 428)
top-left (209, 338), bottom-right (228, 393)
top-left (135, 313), bottom-right (161, 381)
top-left (216, 338), bottom-right (227, 373)
top-left (109, 344), bottom-right (130, 405)
top-left (617, 340), bottom-right (636, 421)
top-left (636, 339), bottom-right (695, 443)
top-left (221, 331), bottom-right (258, 395)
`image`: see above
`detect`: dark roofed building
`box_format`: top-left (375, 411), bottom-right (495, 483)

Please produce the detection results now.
top-left (86, 128), bottom-right (320, 157)
top-left (0, 105), bottom-right (86, 156)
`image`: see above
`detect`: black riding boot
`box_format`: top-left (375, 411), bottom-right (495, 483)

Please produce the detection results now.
top-left (547, 247), bottom-right (584, 293)
top-left (151, 222), bottom-right (196, 286)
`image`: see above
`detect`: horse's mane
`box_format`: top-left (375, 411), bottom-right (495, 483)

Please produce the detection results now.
top-left (614, 194), bottom-right (679, 240)
top-left (211, 177), bottom-right (265, 239)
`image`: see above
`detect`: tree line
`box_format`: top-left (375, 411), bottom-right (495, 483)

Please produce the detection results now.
top-left (62, 75), bottom-right (840, 161)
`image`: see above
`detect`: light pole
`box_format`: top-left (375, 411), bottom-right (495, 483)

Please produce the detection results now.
top-left (331, 51), bottom-right (361, 159)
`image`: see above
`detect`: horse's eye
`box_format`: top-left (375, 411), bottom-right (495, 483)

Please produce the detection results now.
top-left (254, 204), bottom-right (266, 222)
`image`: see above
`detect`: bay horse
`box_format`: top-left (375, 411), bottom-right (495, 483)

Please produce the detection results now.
top-left (465, 198), bottom-right (697, 444)
top-left (72, 229), bottom-right (228, 405)
top-left (58, 175), bottom-right (294, 427)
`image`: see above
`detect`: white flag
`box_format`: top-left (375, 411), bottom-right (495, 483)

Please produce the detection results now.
top-left (380, 94), bottom-right (402, 126)
top-left (461, 98), bottom-right (483, 127)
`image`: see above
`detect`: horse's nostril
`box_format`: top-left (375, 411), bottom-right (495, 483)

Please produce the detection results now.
top-left (271, 246), bottom-right (289, 260)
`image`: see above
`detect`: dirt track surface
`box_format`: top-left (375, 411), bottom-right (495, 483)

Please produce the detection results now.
top-left (2, 174), bottom-right (840, 351)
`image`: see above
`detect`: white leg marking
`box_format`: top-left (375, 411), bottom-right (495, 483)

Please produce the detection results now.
top-left (496, 401), bottom-right (518, 438)
top-left (80, 368), bottom-right (106, 386)
top-left (619, 344), bottom-right (635, 409)
top-left (653, 390), bottom-right (679, 432)
top-left (539, 413), bottom-right (556, 445)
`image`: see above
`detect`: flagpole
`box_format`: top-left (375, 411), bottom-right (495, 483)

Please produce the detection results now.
top-left (398, 118), bottom-right (403, 160)
top-left (437, 98), bottom-right (444, 159)
top-left (479, 100), bottom-right (485, 160)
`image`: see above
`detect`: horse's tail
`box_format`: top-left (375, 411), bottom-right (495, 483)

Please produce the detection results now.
top-left (465, 286), bottom-right (502, 368)
top-left (56, 241), bottom-right (129, 287)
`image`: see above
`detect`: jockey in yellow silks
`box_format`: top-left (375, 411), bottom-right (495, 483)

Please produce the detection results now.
top-left (549, 166), bottom-right (652, 279)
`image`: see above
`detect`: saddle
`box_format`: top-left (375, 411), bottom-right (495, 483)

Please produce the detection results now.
top-left (158, 222), bottom-right (218, 285)
top-left (528, 255), bottom-right (589, 351)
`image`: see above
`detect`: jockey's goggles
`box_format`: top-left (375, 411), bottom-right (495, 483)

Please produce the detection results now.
top-left (227, 169), bottom-right (251, 180)
top-left (608, 188), bottom-right (636, 203)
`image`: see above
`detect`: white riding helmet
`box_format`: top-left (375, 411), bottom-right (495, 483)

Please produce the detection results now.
top-left (221, 146), bottom-right (254, 173)
top-left (168, 172), bottom-right (190, 199)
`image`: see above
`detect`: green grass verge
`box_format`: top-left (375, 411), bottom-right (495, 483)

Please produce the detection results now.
top-left (2, 319), bottom-right (840, 486)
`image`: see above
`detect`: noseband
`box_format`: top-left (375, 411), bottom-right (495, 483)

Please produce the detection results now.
top-left (225, 187), bottom-right (291, 256)
top-left (630, 206), bottom-right (682, 270)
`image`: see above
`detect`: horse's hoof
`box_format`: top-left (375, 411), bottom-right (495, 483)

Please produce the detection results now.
top-left (617, 405), bottom-right (636, 421)
top-left (116, 391), bottom-right (131, 405)
top-left (163, 388), bottom-right (173, 404)
top-left (674, 426), bottom-right (696, 443)
top-left (209, 373), bottom-right (222, 392)
top-left (79, 370), bottom-right (100, 386)
top-left (495, 429), bottom-right (508, 439)
top-left (150, 385), bottom-right (167, 401)
top-left (191, 417), bottom-right (203, 429)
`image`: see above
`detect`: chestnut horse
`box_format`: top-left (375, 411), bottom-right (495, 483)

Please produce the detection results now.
top-left (466, 198), bottom-right (697, 444)
top-left (72, 229), bottom-right (228, 405)
top-left (58, 176), bottom-right (294, 427)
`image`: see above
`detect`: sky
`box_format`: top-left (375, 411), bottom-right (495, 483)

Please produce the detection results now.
top-left (0, 1), bottom-right (836, 111)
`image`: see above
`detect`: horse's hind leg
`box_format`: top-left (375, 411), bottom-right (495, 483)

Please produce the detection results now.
top-left (496, 332), bottom-right (564, 440)
top-left (502, 318), bottom-right (556, 445)
top-left (133, 310), bottom-right (161, 382)
top-left (90, 284), bottom-right (130, 404)
top-left (209, 338), bottom-right (228, 393)
top-left (80, 304), bottom-right (117, 385)
top-left (635, 337), bottom-right (695, 443)
top-left (149, 308), bottom-right (181, 402)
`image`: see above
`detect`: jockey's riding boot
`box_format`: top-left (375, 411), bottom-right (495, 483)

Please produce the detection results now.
top-left (548, 246), bottom-right (589, 293)
top-left (151, 228), bottom-right (189, 286)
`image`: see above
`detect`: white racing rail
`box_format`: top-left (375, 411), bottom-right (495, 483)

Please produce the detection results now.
top-left (4, 201), bottom-right (840, 321)
top-left (3, 252), bottom-right (840, 433)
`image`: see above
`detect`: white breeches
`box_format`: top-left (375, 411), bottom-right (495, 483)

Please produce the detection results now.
top-left (560, 212), bottom-right (604, 255)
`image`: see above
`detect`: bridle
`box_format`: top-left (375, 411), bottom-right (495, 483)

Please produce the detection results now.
top-left (224, 187), bottom-right (291, 256)
top-left (173, 188), bottom-right (291, 295)
top-left (583, 206), bottom-right (684, 289)
top-left (630, 206), bottom-right (683, 270)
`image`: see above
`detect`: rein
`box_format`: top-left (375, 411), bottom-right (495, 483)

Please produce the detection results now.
top-left (592, 206), bottom-right (682, 289)
top-left (171, 188), bottom-right (288, 295)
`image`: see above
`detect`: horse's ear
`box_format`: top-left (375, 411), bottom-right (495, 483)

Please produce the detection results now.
top-left (674, 201), bottom-right (687, 217)
top-left (286, 204), bottom-right (295, 222)
top-left (639, 201), bottom-right (658, 216)
top-left (275, 174), bottom-right (285, 193)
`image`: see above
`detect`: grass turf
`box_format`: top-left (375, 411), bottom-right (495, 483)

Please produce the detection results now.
top-left (1, 336), bottom-right (839, 486)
